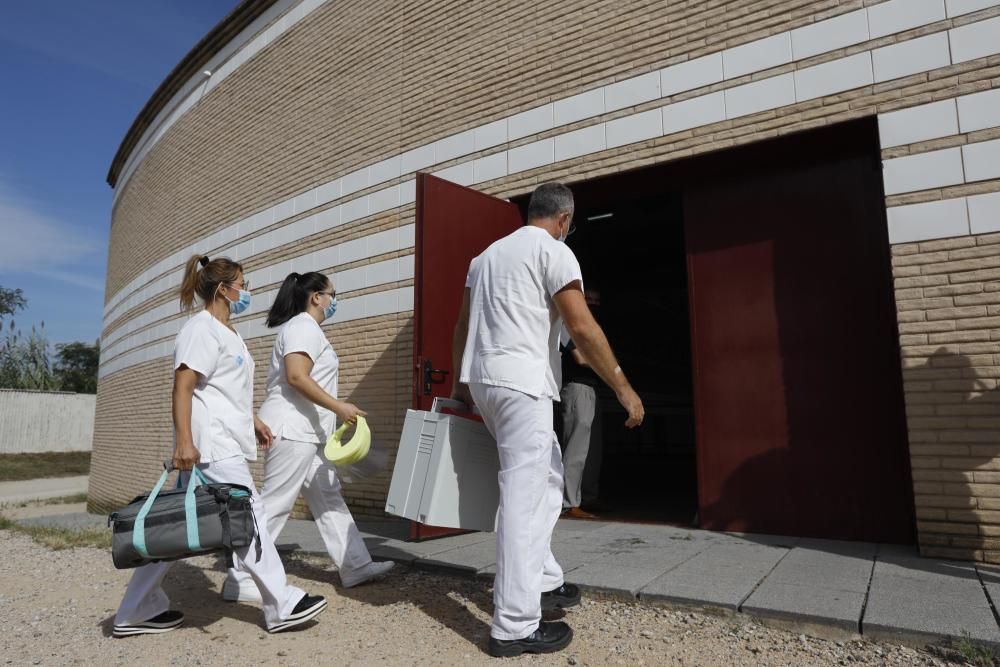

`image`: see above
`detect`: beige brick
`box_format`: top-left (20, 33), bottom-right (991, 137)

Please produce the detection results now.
top-left (926, 306), bottom-right (990, 322)
top-left (928, 330), bottom-right (991, 344)
top-left (912, 469), bottom-right (974, 483)
top-left (916, 521), bottom-right (979, 536)
top-left (93, 0), bottom-right (1000, 560)
top-left (895, 275), bottom-right (948, 289)
top-left (947, 509), bottom-right (1000, 524)
top-left (898, 321), bottom-right (955, 334)
top-left (923, 284), bottom-right (985, 298)
top-left (916, 494), bottom-right (977, 508)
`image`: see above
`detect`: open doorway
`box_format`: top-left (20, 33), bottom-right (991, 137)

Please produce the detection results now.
top-left (513, 185), bottom-right (699, 525)
top-left (507, 118), bottom-right (913, 542)
top-left (429, 117), bottom-right (914, 542)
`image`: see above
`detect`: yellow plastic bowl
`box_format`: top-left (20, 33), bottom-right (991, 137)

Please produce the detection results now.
top-left (324, 416), bottom-right (371, 465)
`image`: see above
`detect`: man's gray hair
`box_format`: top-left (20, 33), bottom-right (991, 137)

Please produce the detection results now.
top-left (527, 182), bottom-right (574, 221)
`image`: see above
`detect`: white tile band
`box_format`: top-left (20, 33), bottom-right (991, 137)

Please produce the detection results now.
top-left (101, 7), bottom-right (1000, 378)
top-left (104, 0), bottom-right (1000, 324)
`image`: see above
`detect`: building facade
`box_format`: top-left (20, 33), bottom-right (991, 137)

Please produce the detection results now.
top-left (91, 0), bottom-right (1000, 561)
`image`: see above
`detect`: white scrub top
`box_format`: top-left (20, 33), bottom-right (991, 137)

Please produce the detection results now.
top-left (258, 312), bottom-right (340, 444)
top-left (173, 310), bottom-right (257, 462)
top-left (460, 225), bottom-right (583, 400)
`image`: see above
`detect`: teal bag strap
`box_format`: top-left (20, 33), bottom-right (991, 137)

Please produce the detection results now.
top-left (184, 467), bottom-right (209, 553)
top-left (132, 467), bottom-right (172, 559)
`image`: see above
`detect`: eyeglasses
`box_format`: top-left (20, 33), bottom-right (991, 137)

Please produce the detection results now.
top-left (227, 280), bottom-right (250, 291)
top-left (567, 222), bottom-right (577, 237)
top-left (318, 290), bottom-right (336, 299)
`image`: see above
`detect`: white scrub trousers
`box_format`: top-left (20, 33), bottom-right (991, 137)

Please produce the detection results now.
top-left (114, 456), bottom-right (306, 630)
top-left (469, 382), bottom-right (565, 641)
top-left (227, 437), bottom-right (373, 594)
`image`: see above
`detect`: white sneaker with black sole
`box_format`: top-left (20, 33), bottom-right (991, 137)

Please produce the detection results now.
top-left (267, 594), bottom-right (327, 633)
top-left (340, 561), bottom-right (396, 588)
top-left (113, 610), bottom-right (185, 638)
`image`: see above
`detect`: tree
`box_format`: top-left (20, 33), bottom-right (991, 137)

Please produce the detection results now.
top-left (0, 286), bottom-right (26, 319)
top-left (54, 340), bottom-right (100, 393)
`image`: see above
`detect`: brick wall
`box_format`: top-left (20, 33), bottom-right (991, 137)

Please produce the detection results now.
top-left (93, 0), bottom-right (1000, 553)
top-left (892, 233), bottom-right (1000, 562)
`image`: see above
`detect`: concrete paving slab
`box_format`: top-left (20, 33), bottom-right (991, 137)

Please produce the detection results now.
top-left (720, 532), bottom-right (801, 549)
top-left (367, 530), bottom-right (495, 564)
top-left (416, 539), bottom-right (498, 575)
top-left (864, 546), bottom-right (1000, 647)
top-left (592, 541), bottom-right (710, 570)
top-left (741, 539), bottom-right (876, 631)
top-left (356, 518), bottom-right (410, 542)
top-left (640, 541), bottom-right (789, 610)
top-left (569, 562), bottom-right (674, 598)
top-left (977, 564), bottom-right (1000, 638)
top-left (549, 540), bottom-right (615, 572)
top-left (552, 519), bottom-right (615, 535)
top-left (560, 522), bottom-right (706, 548)
top-left (0, 476), bottom-right (89, 505)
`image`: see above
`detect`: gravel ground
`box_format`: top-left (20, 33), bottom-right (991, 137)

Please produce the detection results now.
top-left (0, 528), bottom-right (980, 666)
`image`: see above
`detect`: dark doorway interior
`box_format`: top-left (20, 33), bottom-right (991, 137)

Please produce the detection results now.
top-left (572, 192), bottom-right (697, 524)
top-left (510, 117), bottom-right (915, 543)
top-left (514, 184), bottom-right (699, 524)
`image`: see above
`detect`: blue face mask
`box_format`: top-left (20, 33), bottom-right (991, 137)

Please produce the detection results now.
top-left (323, 296), bottom-right (338, 321)
top-left (227, 289), bottom-right (251, 316)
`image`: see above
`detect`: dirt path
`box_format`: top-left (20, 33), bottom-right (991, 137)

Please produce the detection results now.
top-left (0, 529), bottom-right (973, 666)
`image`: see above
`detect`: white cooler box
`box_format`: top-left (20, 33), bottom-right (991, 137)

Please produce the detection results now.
top-left (385, 398), bottom-right (499, 531)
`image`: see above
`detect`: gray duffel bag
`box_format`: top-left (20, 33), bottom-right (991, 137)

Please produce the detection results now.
top-left (109, 463), bottom-right (259, 569)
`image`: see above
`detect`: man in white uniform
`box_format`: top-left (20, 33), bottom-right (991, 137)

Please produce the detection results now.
top-left (450, 182), bottom-right (644, 657)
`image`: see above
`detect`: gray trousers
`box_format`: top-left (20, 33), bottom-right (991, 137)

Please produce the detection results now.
top-left (559, 382), bottom-right (603, 509)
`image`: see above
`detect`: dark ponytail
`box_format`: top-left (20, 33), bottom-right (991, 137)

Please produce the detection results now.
top-left (266, 271), bottom-right (330, 327)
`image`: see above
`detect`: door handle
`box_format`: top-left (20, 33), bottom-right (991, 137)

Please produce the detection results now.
top-left (422, 359), bottom-right (450, 395)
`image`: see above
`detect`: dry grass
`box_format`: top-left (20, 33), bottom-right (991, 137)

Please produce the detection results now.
top-left (0, 452), bottom-right (90, 481)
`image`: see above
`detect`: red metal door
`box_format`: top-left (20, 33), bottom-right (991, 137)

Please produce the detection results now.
top-left (411, 173), bottom-right (523, 538)
top-left (684, 122), bottom-right (915, 543)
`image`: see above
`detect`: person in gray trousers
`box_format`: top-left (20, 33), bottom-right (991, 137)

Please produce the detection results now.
top-left (559, 288), bottom-right (603, 519)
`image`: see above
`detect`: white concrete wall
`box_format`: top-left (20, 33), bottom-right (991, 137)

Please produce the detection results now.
top-left (0, 390), bottom-right (95, 454)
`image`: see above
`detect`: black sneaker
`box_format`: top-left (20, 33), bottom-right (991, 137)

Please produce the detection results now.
top-left (488, 621), bottom-right (573, 657)
top-left (267, 594), bottom-right (327, 633)
top-left (541, 583), bottom-right (581, 611)
top-left (112, 610), bottom-right (184, 637)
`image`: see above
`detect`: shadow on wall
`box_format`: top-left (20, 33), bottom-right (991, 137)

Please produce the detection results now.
top-left (901, 346), bottom-right (1000, 561)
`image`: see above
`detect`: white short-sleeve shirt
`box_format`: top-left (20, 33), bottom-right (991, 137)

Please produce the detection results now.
top-left (460, 225), bottom-right (583, 400)
top-left (258, 312), bottom-right (340, 443)
top-left (173, 310), bottom-right (257, 462)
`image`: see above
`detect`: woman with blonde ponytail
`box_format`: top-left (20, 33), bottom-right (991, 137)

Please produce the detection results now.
top-left (223, 271), bottom-right (393, 603)
top-left (113, 255), bottom-right (328, 638)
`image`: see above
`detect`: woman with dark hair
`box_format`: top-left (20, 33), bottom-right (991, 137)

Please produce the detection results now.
top-left (113, 256), bottom-right (327, 638)
top-left (223, 271), bottom-right (393, 603)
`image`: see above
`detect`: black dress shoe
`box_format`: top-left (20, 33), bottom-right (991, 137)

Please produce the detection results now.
top-left (488, 621), bottom-right (573, 657)
top-left (541, 582), bottom-right (581, 610)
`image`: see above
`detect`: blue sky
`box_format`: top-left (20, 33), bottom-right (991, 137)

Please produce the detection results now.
top-left (0, 1), bottom-right (236, 346)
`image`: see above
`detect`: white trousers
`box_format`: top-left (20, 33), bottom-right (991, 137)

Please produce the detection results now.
top-left (114, 456), bottom-right (306, 630)
top-left (229, 437), bottom-right (372, 591)
top-left (469, 383), bottom-right (565, 641)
